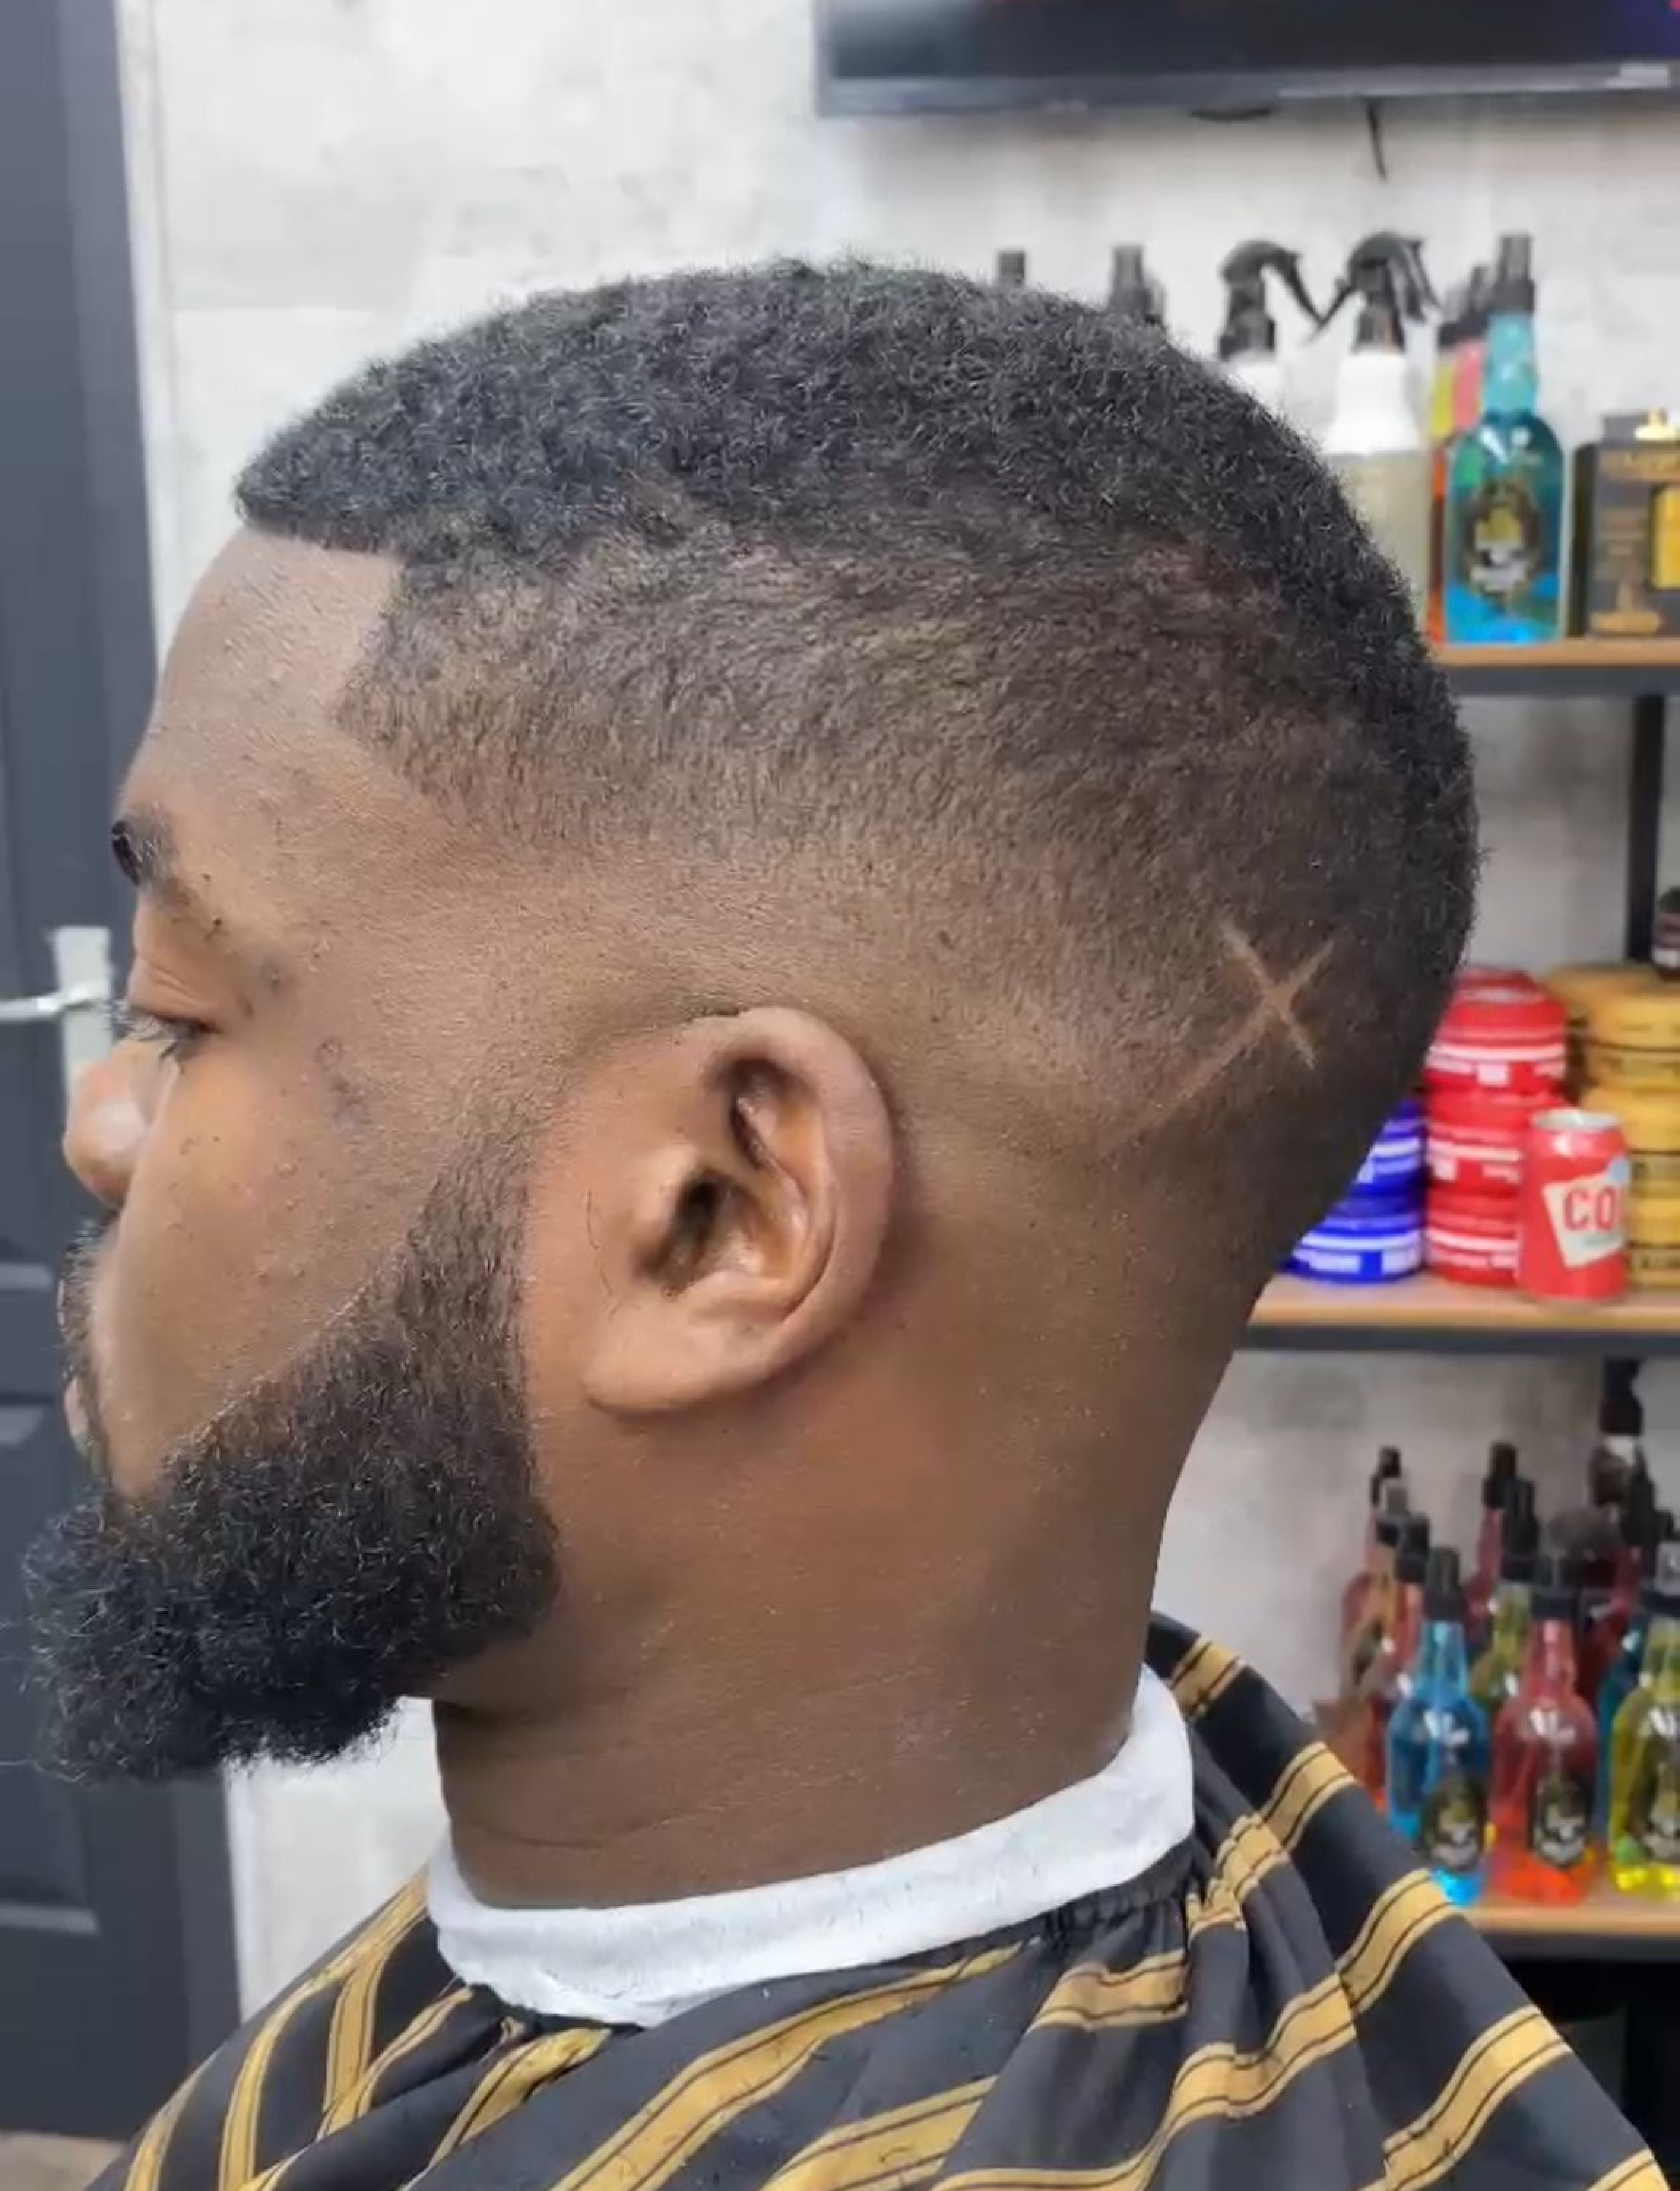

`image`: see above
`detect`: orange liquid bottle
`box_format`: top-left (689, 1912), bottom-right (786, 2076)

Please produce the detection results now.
top-left (1491, 1556), bottom-right (1598, 1905)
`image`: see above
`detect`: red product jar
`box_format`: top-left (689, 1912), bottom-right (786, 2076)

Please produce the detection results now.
top-left (1517, 1109), bottom-right (1630, 1304)
top-left (1425, 972), bottom-right (1568, 1099)
top-left (1425, 1086), bottom-right (1548, 1196)
top-left (1425, 1186), bottom-right (1520, 1288)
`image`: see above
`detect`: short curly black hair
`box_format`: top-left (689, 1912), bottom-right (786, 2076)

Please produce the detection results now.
top-left (238, 261), bottom-right (1475, 1288)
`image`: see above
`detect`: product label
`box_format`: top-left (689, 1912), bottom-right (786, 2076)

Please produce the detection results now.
top-left (1468, 481), bottom-right (1543, 602)
top-left (1528, 1765), bottom-right (1591, 1871)
top-left (1629, 1757), bottom-right (1680, 1864)
top-left (1539, 1159), bottom-right (1630, 1269)
top-left (1419, 1769), bottom-right (1488, 1876)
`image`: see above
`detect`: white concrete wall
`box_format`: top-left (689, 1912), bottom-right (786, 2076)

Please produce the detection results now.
top-left (114, 0), bottom-right (1680, 2010)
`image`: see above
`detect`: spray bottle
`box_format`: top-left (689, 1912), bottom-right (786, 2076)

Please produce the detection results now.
top-left (995, 250), bottom-right (1027, 292)
top-left (1216, 241), bottom-right (1322, 418)
top-left (1108, 245), bottom-right (1166, 330)
top-left (1318, 232), bottom-right (1437, 613)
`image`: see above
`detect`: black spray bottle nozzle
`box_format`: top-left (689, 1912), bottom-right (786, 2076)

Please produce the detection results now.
top-left (1500, 1479), bottom-right (1539, 1583)
top-left (1315, 231), bottom-right (1438, 351)
top-left (1397, 1514), bottom-right (1433, 1586)
top-left (1368, 1445), bottom-right (1404, 1505)
top-left (1216, 240), bottom-right (1322, 361)
top-left (1109, 244), bottom-right (1166, 328)
top-left (1482, 1440), bottom-right (1519, 1508)
top-left (1532, 1552), bottom-right (1579, 1627)
top-left (1423, 1544), bottom-right (1464, 1623)
top-left (1491, 232), bottom-right (1536, 316)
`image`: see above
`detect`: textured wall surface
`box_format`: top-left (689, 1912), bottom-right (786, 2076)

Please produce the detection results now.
top-left (114, 0), bottom-right (1680, 2008)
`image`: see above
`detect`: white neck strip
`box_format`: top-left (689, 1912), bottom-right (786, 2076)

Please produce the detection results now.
top-left (429, 1666), bottom-right (1191, 2026)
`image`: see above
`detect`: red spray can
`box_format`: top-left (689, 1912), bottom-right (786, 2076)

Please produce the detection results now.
top-left (1517, 1109), bottom-right (1630, 1304)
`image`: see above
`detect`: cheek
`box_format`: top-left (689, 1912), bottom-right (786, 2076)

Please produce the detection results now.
top-left (93, 1049), bottom-right (419, 1479)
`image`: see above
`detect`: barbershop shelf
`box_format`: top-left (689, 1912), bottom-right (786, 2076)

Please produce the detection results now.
top-left (1436, 640), bottom-right (1680, 701)
top-left (1245, 1278), bottom-right (1680, 1359)
top-left (1470, 1883), bottom-right (1680, 1964)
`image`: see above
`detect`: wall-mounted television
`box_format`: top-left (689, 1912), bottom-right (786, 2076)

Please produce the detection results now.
top-left (817, 0), bottom-right (1680, 115)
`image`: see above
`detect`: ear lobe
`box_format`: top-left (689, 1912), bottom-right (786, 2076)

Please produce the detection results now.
top-left (580, 1010), bottom-right (894, 1415)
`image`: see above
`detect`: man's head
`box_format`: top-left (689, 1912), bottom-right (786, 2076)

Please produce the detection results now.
top-left (37, 264), bottom-right (1474, 1800)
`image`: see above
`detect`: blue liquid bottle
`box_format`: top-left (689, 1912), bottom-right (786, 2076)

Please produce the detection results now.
top-left (1387, 1546), bottom-right (1491, 1905)
top-left (1444, 232), bottom-right (1564, 645)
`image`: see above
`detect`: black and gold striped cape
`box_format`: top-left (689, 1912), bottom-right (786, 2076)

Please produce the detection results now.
top-left (100, 1620), bottom-right (1661, 2191)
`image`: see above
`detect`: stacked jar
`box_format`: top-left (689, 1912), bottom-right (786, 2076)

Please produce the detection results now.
top-left (1288, 1100), bottom-right (1424, 1284)
top-left (1423, 971), bottom-right (1567, 1286)
top-left (1582, 981), bottom-right (1680, 1290)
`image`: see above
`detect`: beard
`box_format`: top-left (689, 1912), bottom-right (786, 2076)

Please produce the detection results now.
top-left (28, 1151), bottom-right (558, 1783)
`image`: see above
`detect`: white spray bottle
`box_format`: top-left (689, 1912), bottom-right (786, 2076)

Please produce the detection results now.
top-left (1317, 232), bottom-right (1437, 613)
top-left (1216, 241), bottom-right (1322, 421)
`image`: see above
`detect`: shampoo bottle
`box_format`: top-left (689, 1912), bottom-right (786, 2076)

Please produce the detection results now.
top-left (1444, 233), bottom-right (1565, 644)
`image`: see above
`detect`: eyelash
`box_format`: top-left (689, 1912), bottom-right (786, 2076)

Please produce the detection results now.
top-left (112, 1002), bottom-right (207, 1062)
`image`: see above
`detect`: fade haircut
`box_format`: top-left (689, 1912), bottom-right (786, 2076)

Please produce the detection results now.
top-left (237, 261), bottom-right (1475, 1295)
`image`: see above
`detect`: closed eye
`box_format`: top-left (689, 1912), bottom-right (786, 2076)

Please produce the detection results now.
top-left (111, 1001), bottom-right (209, 1062)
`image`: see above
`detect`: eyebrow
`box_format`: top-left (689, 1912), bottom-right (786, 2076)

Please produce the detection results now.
top-left (111, 808), bottom-right (218, 932)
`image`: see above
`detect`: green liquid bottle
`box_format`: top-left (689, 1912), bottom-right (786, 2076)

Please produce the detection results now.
top-left (1469, 1478), bottom-right (1537, 1722)
top-left (1608, 1558), bottom-right (1680, 1896)
top-left (1444, 233), bottom-right (1564, 645)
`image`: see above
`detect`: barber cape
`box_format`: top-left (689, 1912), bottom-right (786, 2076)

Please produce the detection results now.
top-left (97, 1621), bottom-right (1659, 2191)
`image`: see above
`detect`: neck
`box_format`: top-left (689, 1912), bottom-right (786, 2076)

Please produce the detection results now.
top-left (436, 1567), bottom-right (1150, 1906)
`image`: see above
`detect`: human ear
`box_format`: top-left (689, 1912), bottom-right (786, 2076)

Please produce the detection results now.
top-left (576, 1007), bottom-right (894, 1413)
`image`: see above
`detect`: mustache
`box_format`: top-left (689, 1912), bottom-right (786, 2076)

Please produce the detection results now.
top-left (59, 1219), bottom-right (113, 1460)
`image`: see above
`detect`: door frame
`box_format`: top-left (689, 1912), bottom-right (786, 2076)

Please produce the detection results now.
top-left (1, 0), bottom-right (241, 2100)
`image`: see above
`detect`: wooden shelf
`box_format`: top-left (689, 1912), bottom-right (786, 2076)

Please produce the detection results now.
top-left (1246, 1276), bottom-right (1680, 1357)
top-left (1434, 640), bottom-right (1680, 699)
top-left (1471, 1881), bottom-right (1680, 1963)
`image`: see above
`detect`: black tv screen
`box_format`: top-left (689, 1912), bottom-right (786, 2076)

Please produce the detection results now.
top-left (818, 0), bottom-right (1680, 113)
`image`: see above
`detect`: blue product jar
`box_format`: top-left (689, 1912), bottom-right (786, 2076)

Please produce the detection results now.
top-left (1347, 1099), bottom-right (1425, 1202)
top-left (1287, 1194), bottom-right (1424, 1285)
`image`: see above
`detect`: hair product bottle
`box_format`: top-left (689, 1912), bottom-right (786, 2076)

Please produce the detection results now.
top-left (1444, 233), bottom-right (1565, 644)
top-left (1466, 1441), bottom-right (1521, 1646)
top-left (1609, 1551), bottom-right (1680, 1896)
top-left (1491, 1555), bottom-right (1597, 1905)
top-left (1470, 1477), bottom-right (1538, 1721)
top-left (1597, 1538), bottom-right (1680, 1834)
top-left (1107, 244), bottom-right (1165, 329)
top-left (1341, 1448), bottom-right (1406, 1644)
top-left (1388, 1547), bottom-right (1490, 1905)
top-left (1319, 232), bottom-right (1436, 614)
top-left (995, 250), bottom-right (1027, 291)
top-left (1363, 1514), bottom-right (1433, 1797)
top-left (1579, 1468), bottom-right (1661, 1705)
top-left (1216, 240), bottom-right (1321, 419)
top-left (1425, 283), bottom-right (1464, 642)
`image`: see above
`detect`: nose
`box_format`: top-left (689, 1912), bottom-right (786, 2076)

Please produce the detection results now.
top-left (64, 1045), bottom-right (155, 1208)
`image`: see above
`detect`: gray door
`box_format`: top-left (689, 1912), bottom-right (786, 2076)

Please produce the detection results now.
top-left (0, 0), bottom-right (237, 2140)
